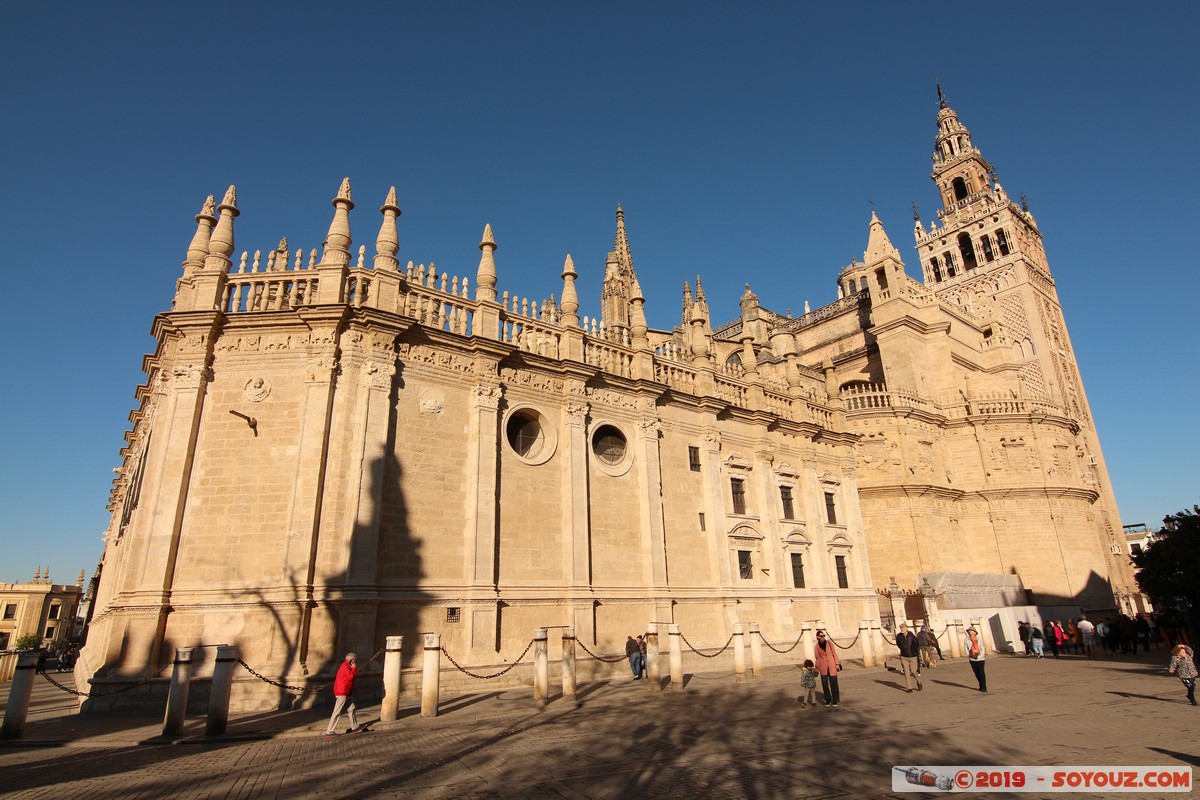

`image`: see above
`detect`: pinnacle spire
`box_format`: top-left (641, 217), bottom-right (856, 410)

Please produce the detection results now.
top-left (320, 177), bottom-right (354, 267)
top-left (559, 253), bottom-right (579, 326)
top-left (864, 211), bottom-right (902, 264)
top-left (475, 223), bottom-right (498, 302)
top-left (374, 186), bottom-right (401, 270)
top-left (184, 194), bottom-right (217, 270)
top-left (203, 185), bottom-right (239, 271)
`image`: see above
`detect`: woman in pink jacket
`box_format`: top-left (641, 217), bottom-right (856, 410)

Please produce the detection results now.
top-left (813, 629), bottom-right (842, 707)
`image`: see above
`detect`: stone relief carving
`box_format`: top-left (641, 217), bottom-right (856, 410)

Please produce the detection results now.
top-left (243, 377), bottom-right (271, 402)
top-left (418, 388), bottom-right (445, 414)
top-left (499, 367), bottom-right (564, 394)
top-left (399, 343), bottom-right (476, 375)
top-left (584, 387), bottom-right (639, 410)
top-left (471, 384), bottom-right (502, 409)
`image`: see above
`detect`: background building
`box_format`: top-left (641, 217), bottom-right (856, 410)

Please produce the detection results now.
top-left (79, 96), bottom-right (1133, 710)
top-left (0, 569), bottom-right (84, 653)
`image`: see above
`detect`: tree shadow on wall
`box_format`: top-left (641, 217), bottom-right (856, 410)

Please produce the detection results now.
top-left (244, 354), bottom-right (432, 714)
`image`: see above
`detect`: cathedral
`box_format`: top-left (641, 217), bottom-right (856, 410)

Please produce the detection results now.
top-left (79, 94), bottom-right (1135, 710)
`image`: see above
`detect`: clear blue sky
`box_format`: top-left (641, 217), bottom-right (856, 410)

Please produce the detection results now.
top-left (2, 3), bottom-right (1197, 585)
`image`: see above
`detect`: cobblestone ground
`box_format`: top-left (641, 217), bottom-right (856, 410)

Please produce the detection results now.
top-left (2, 648), bottom-right (1197, 799)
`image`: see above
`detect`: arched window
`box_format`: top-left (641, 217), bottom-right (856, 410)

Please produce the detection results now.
top-left (944, 252), bottom-right (957, 278)
top-left (996, 229), bottom-right (1011, 256)
top-left (930, 257), bottom-right (943, 282)
top-left (848, 278), bottom-right (857, 294)
top-left (952, 177), bottom-right (969, 201)
top-left (875, 268), bottom-right (889, 291)
top-left (958, 233), bottom-right (978, 271)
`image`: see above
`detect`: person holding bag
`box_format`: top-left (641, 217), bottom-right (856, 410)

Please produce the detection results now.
top-left (814, 629), bottom-right (842, 707)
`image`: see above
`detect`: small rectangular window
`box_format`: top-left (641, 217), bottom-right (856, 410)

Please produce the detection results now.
top-left (824, 491), bottom-right (838, 525)
top-left (698, 512), bottom-right (706, 531)
top-left (738, 550), bottom-right (753, 580)
top-left (48, 605), bottom-right (61, 620)
top-left (790, 553), bottom-right (806, 589)
top-left (688, 446), bottom-right (701, 472)
top-left (731, 478), bottom-right (746, 515)
top-left (0, 632), bottom-right (9, 650)
top-left (780, 486), bottom-right (795, 520)
top-left (44, 624), bottom-right (56, 640)
top-left (2, 605), bottom-right (15, 620)
top-left (835, 555), bottom-right (849, 589)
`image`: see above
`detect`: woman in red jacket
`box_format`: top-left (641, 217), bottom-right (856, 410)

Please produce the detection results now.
top-left (813, 630), bottom-right (842, 707)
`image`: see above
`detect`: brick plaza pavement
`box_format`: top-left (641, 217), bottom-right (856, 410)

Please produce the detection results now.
top-left (1, 648), bottom-right (1197, 799)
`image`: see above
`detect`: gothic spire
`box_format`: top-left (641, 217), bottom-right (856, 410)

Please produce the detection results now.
top-left (864, 211), bottom-right (902, 265)
top-left (203, 185), bottom-right (239, 272)
top-left (320, 178), bottom-right (354, 268)
top-left (374, 186), bottom-right (401, 270)
top-left (475, 223), bottom-right (498, 302)
top-left (559, 253), bottom-right (579, 326)
top-left (184, 195), bottom-right (217, 272)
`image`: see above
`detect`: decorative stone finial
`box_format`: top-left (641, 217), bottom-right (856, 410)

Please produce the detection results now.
top-left (184, 195), bottom-right (218, 270)
top-left (374, 186), bottom-right (402, 271)
top-left (320, 178), bottom-right (354, 267)
top-left (203, 185), bottom-right (240, 271)
top-left (559, 254), bottom-right (579, 324)
top-left (475, 224), bottom-right (498, 302)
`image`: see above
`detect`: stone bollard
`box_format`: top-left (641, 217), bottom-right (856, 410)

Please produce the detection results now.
top-left (948, 621), bottom-right (962, 659)
top-left (668, 624), bottom-right (683, 691)
top-left (801, 621), bottom-right (815, 667)
top-left (871, 621), bottom-right (884, 667)
top-left (533, 628), bottom-right (549, 705)
top-left (0, 652), bottom-right (40, 740)
top-left (645, 626), bottom-right (661, 692)
top-left (421, 633), bottom-right (441, 718)
top-left (859, 620), bottom-right (874, 668)
top-left (732, 623), bottom-right (746, 684)
top-left (748, 622), bottom-right (763, 680)
top-left (205, 645), bottom-right (238, 737)
top-left (562, 627), bottom-right (577, 702)
top-left (381, 635), bottom-right (403, 722)
top-left (162, 647), bottom-right (194, 737)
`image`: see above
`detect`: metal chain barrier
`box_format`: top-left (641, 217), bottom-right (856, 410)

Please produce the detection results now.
top-left (754, 630), bottom-right (804, 654)
top-left (680, 633), bottom-right (734, 658)
top-left (237, 646), bottom-right (384, 692)
top-left (574, 639), bottom-right (628, 664)
top-left (36, 659), bottom-right (173, 698)
top-left (827, 630), bottom-right (861, 649)
top-left (879, 630), bottom-right (897, 646)
top-left (440, 638), bottom-right (535, 680)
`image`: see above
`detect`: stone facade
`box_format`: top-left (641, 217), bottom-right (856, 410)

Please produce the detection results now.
top-left (0, 569), bottom-right (84, 654)
top-left (79, 96), bottom-right (1134, 710)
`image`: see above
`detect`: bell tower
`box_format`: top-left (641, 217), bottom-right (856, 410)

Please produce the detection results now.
top-left (914, 86), bottom-right (1136, 608)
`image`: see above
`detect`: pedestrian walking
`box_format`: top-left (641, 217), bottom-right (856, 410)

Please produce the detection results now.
top-left (896, 623), bottom-right (923, 692)
top-left (798, 659), bottom-right (819, 707)
top-left (324, 652), bottom-right (364, 737)
top-left (965, 627), bottom-right (987, 693)
top-left (917, 626), bottom-right (939, 668)
top-left (814, 629), bottom-right (841, 707)
top-left (1029, 623), bottom-right (1045, 658)
top-left (1167, 644), bottom-right (1198, 706)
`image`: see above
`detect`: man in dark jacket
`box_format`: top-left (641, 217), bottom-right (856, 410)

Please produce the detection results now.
top-left (896, 623), bottom-right (923, 692)
top-left (324, 652), bottom-right (363, 737)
